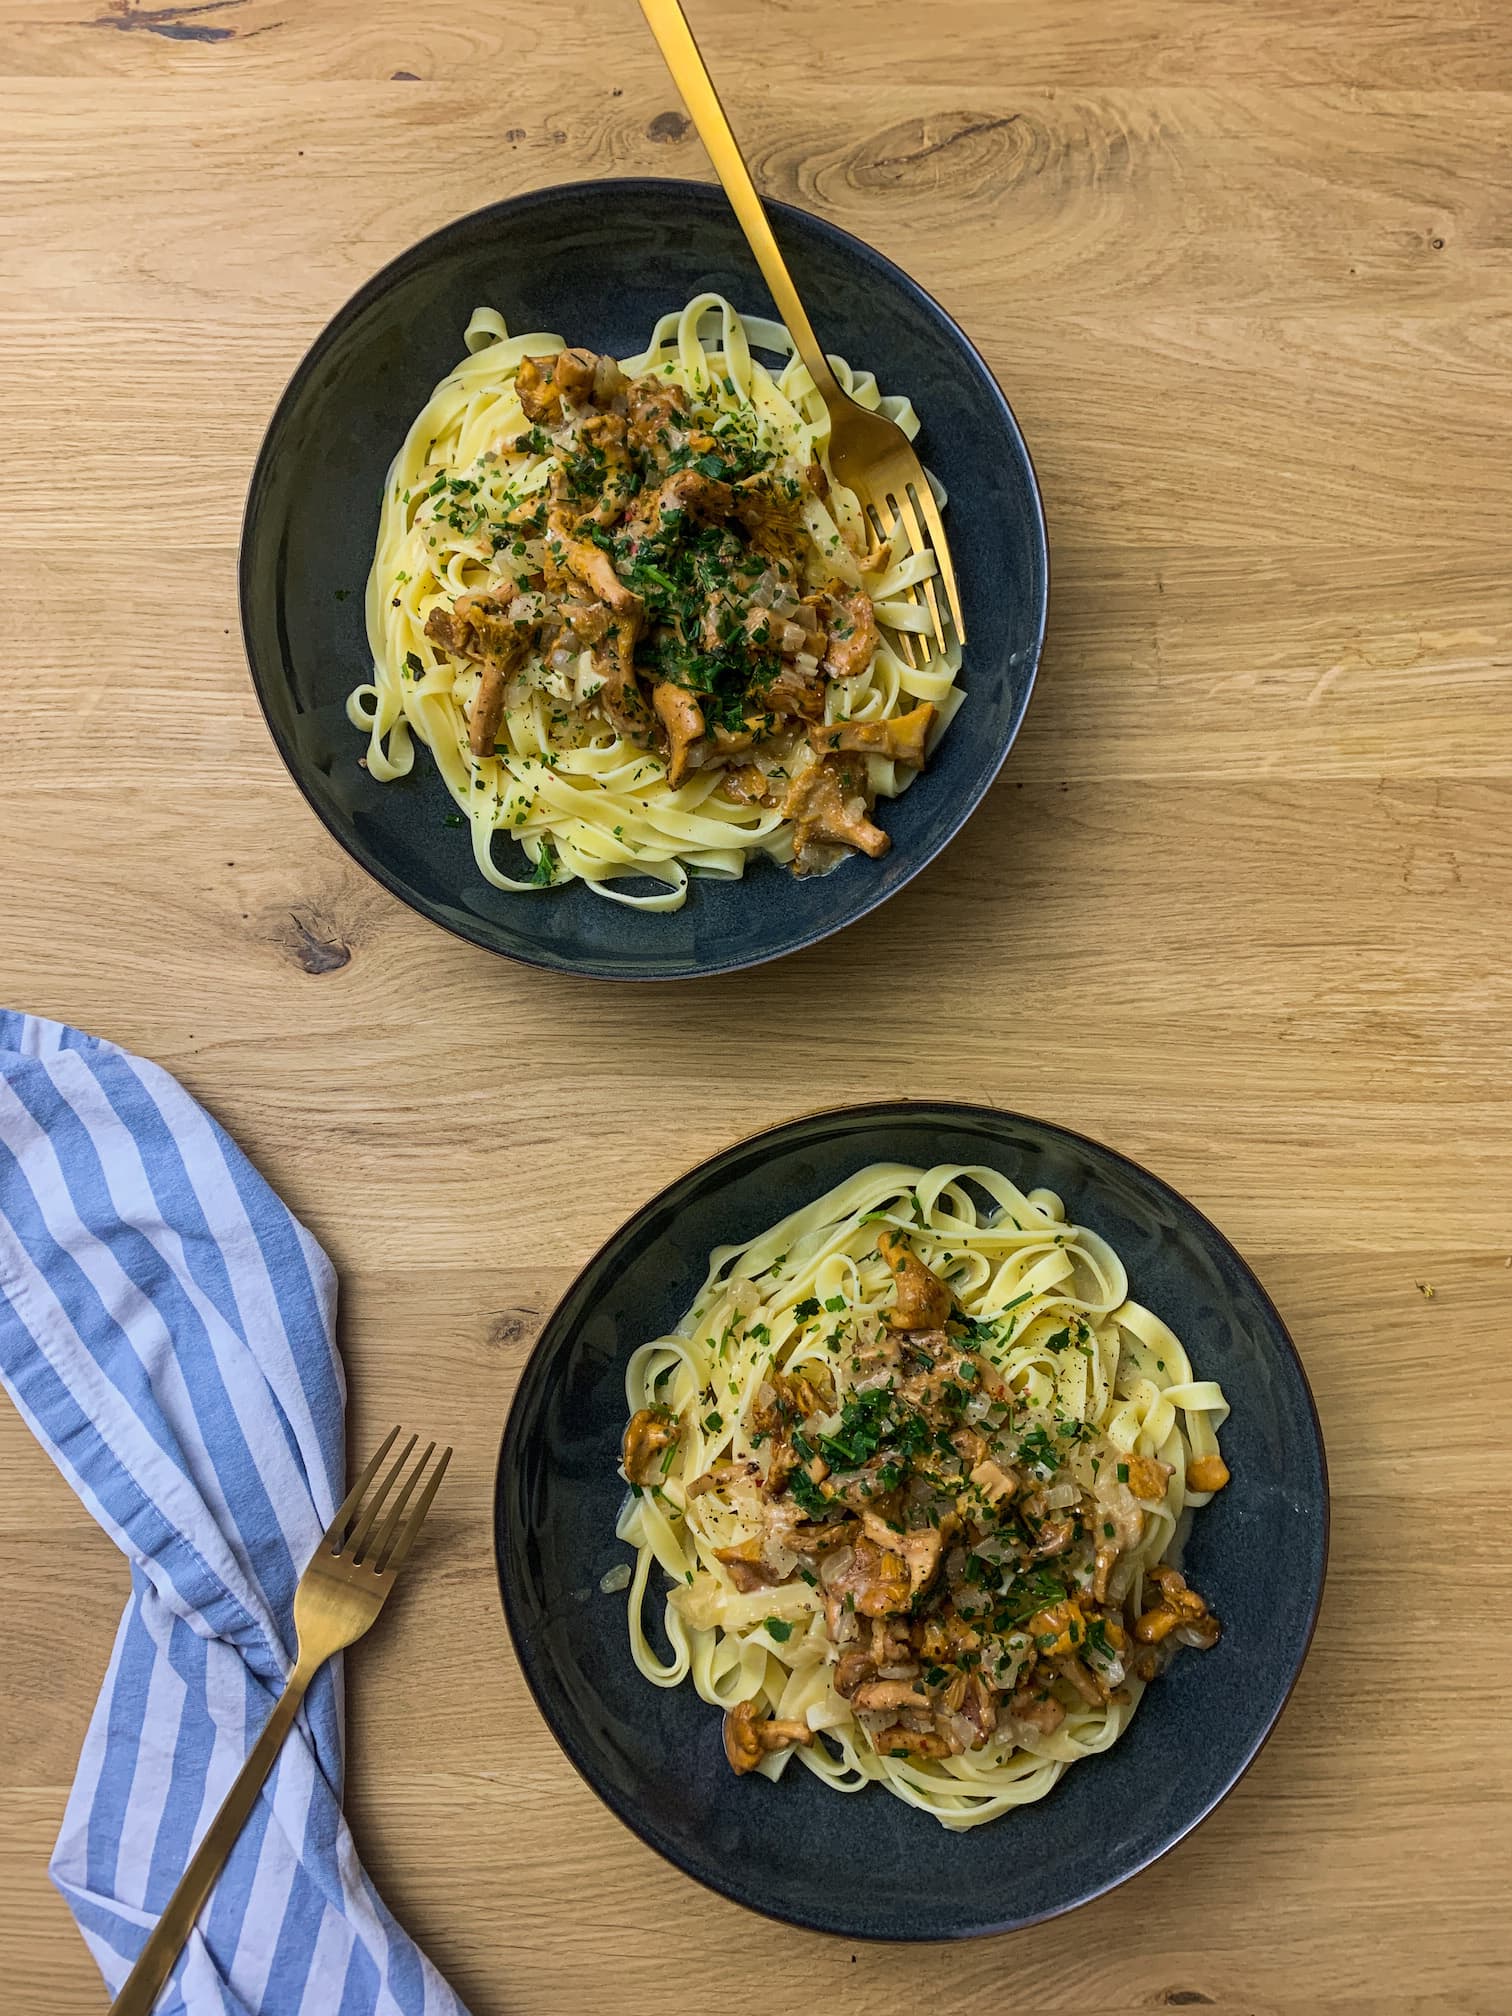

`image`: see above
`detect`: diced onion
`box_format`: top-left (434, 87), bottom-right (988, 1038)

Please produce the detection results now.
top-left (1094, 1474), bottom-right (1146, 1550)
top-left (594, 354), bottom-right (628, 404)
top-left (819, 1545), bottom-right (855, 1588)
top-left (598, 1562), bottom-right (632, 1594)
top-left (971, 1532), bottom-right (1016, 1567)
top-left (574, 657), bottom-right (605, 705)
top-left (942, 1711), bottom-right (978, 1754)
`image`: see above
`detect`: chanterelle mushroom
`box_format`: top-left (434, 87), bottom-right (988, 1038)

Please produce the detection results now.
top-left (781, 754), bottom-right (889, 871)
top-left (552, 346), bottom-right (600, 407)
top-left (877, 1230), bottom-right (952, 1331)
top-left (1186, 1453), bottom-right (1231, 1493)
top-left (712, 1538), bottom-right (780, 1593)
top-left (849, 1677), bottom-right (931, 1713)
top-left (1134, 1562), bottom-right (1220, 1648)
top-left (621, 1406), bottom-right (678, 1486)
top-left (823, 1536), bottom-right (912, 1617)
top-left (723, 1698), bottom-right (814, 1775)
top-left (513, 346), bottom-right (604, 422)
top-left (860, 1510), bottom-right (949, 1596)
top-left (809, 701), bottom-right (936, 768)
top-left (874, 1724), bottom-right (951, 1761)
top-left (423, 593), bottom-right (534, 757)
top-left (1122, 1451), bottom-right (1175, 1502)
top-left (652, 681), bottom-right (706, 789)
top-left (817, 587), bottom-right (879, 680)
top-left (1026, 1596), bottom-right (1087, 1660)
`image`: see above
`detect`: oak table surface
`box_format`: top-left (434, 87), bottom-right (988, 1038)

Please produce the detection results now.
top-left (2, 2), bottom-right (1510, 2011)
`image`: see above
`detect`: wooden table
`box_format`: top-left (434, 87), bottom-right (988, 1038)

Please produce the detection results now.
top-left (3, 2), bottom-right (1510, 2009)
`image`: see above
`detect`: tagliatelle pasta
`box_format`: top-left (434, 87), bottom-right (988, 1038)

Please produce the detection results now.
top-left (615, 1162), bottom-right (1230, 1830)
top-left (349, 296), bottom-right (963, 910)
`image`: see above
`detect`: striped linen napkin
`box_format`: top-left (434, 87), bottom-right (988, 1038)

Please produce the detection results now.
top-left (0, 1012), bottom-right (467, 2015)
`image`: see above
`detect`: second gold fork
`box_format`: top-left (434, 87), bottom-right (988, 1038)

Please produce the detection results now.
top-left (109, 1428), bottom-right (451, 2016)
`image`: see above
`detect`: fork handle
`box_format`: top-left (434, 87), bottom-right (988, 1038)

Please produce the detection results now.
top-left (109, 1655), bottom-right (320, 2015)
top-left (638, 0), bottom-right (842, 401)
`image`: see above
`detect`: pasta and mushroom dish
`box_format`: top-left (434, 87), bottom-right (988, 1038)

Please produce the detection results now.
top-left (613, 1162), bottom-right (1230, 1829)
top-left (351, 297), bottom-right (961, 910)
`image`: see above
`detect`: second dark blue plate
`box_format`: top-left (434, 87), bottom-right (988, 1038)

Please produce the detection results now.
top-left (240, 179), bottom-right (1047, 979)
top-left (494, 1102), bottom-right (1328, 1939)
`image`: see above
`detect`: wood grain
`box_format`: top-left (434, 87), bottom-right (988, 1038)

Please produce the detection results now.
top-left (2, 1), bottom-right (1510, 2010)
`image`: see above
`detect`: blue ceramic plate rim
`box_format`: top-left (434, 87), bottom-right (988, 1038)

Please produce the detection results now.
top-left (494, 1100), bottom-right (1329, 1940)
top-left (238, 177), bottom-right (1048, 980)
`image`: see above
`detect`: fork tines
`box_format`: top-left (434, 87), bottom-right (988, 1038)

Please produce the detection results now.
top-left (326, 1426), bottom-right (452, 1576)
top-left (862, 482), bottom-right (964, 672)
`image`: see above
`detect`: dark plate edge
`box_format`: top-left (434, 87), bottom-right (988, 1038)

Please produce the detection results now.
top-left (237, 178), bottom-right (1050, 982)
top-left (491, 1098), bottom-right (1331, 1940)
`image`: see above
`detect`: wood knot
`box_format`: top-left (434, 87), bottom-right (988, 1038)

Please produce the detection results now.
top-left (279, 907), bottom-right (351, 975)
top-left (92, 0), bottom-right (249, 41)
top-left (1164, 1995), bottom-right (1215, 2008)
top-left (486, 1306), bottom-right (542, 1349)
top-left (646, 109), bottom-right (691, 144)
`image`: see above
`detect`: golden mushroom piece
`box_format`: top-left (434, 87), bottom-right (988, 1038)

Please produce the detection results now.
top-left (1135, 1562), bottom-right (1220, 1648)
top-left (620, 1406), bottom-right (679, 1486)
top-left (722, 1699), bottom-right (814, 1776)
top-left (1121, 1451), bottom-right (1175, 1502)
top-left (876, 1230), bottom-right (952, 1331)
top-left (809, 700), bottom-right (936, 767)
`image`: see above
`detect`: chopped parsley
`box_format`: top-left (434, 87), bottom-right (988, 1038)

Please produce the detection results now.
top-left (787, 1468), bottom-right (830, 1518)
top-left (529, 838), bottom-right (559, 888)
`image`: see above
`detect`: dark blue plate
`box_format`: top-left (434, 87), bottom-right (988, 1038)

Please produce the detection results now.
top-left (495, 1102), bottom-right (1327, 1940)
top-left (240, 180), bottom-right (1047, 979)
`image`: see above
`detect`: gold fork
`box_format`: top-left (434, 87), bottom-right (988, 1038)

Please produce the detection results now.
top-left (638, 0), bottom-right (965, 668)
top-left (109, 1428), bottom-right (452, 2016)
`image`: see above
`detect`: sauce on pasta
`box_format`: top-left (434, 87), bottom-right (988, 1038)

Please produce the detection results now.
top-left (615, 1162), bottom-right (1230, 1830)
top-left (350, 297), bottom-right (962, 910)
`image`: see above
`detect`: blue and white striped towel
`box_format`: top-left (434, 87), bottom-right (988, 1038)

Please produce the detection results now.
top-left (0, 1012), bottom-right (467, 2016)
